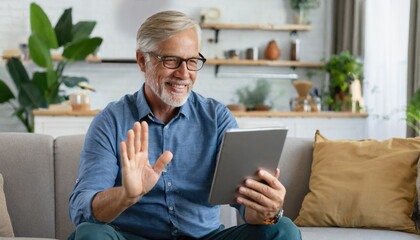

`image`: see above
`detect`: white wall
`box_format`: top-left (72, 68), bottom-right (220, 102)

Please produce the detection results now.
top-left (0, 0), bottom-right (331, 132)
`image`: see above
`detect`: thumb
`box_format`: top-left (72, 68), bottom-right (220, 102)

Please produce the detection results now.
top-left (153, 150), bottom-right (173, 174)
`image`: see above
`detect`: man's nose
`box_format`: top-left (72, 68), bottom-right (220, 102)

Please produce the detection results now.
top-left (173, 61), bottom-right (190, 79)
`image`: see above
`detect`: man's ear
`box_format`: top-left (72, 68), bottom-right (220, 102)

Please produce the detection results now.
top-left (136, 51), bottom-right (146, 72)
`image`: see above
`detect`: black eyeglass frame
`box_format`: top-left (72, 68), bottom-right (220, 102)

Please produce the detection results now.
top-left (147, 52), bottom-right (207, 71)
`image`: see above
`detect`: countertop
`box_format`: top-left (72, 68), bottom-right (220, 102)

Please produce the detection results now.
top-left (33, 109), bottom-right (100, 116)
top-left (232, 111), bottom-right (368, 118)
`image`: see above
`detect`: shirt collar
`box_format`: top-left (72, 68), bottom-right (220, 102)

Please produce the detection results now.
top-left (136, 84), bottom-right (193, 121)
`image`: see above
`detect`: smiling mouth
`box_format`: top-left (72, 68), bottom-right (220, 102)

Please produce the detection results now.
top-left (167, 82), bottom-right (187, 89)
top-left (166, 81), bottom-right (190, 94)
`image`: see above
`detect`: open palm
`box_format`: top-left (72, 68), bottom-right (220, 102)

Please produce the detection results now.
top-left (120, 121), bottom-right (173, 201)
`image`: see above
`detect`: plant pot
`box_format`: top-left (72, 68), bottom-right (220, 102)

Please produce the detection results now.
top-left (227, 104), bottom-right (246, 112)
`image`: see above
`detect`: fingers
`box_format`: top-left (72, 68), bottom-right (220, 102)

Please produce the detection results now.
top-left (133, 121), bottom-right (146, 154)
top-left (126, 129), bottom-right (135, 160)
top-left (120, 141), bottom-right (128, 167)
top-left (275, 168), bottom-right (280, 179)
top-left (153, 150), bottom-right (173, 174)
top-left (237, 169), bottom-right (286, 213)
top-left (237, 180), bottom-right (283, 215)
top-left (124, 121), bottom-right (148, 159)
top-left (121, 121), bottom-right (147, 165)
top-left (134, 122), bottom-right (141, 153)
top-left (259, 169), bottom-right (282, 190)
top-left (140, 121), bottom-right (148, 153)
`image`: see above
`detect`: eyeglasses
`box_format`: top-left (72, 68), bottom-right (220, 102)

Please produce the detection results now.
top-left (147, 52), bottom-right (207, 71)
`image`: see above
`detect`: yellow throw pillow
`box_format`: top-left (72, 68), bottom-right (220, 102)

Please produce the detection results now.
top-left (294, 131), bottom-right (420, 234)
top-left (0, 174), bottom-right (14, 237)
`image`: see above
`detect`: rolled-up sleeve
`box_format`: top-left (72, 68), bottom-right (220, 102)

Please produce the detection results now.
top-left (68, 111), bottom-right (120, 225)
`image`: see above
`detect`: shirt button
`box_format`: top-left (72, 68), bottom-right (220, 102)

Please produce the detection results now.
top-left (167, 182), bottom-right (172, 187)
top-left (172, 229), bottom-right (178, 236)
top-left (169, 206), bottom-right (174, 211)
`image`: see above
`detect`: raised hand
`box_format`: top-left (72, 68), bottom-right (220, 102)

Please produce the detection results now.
top-left (120, 121), bottom-right (173, 203)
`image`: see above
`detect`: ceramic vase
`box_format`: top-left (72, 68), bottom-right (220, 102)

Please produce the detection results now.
top-left (265, 40), bottom-right (281, 60)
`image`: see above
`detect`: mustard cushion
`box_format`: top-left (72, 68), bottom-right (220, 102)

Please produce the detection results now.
top-left (294, 131), bottom-right (420, 234)
top-left (0, 174), bottom-right (14, 237)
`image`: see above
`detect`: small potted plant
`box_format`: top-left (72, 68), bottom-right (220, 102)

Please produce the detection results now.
top-left (324, 51), bottom-right (364, 112)
top-left (235, 79), bottom-right (272, 111)
top-left (289, 0), bottom-right (320, 24)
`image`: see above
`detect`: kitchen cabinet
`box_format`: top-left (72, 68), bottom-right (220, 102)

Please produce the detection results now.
top-left (33, 108), bottom-right (367, 140)
top-left (234, 111), bottom-right (368, 140)
top-left (33, 109), bottom-right (99, 138)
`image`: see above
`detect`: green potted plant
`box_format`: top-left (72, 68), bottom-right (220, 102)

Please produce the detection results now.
top-left (0, 3), bottom-right (102, 132)
top-left (289, 0), bottom-right (320, 24)
top-left (324, 51), bottom-right (363, 112)
top-left (235, 79), bottom-right (272, 111)
top-left (406, 88), bottom-right (420, 135)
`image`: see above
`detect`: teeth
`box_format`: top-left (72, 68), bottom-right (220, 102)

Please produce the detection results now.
top-left (173, 84), bottom-right (185, 89)
top-left (169, 83), bottom-right (187, 89)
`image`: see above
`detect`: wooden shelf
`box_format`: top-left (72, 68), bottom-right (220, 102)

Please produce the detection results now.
top-left (200, 22), bottom-right (311, 31)
top-left (2, 53), bottom-right (101, 63)
top-left (201, 22), bottom-right (310, 43)
top-left (51, 54), bottom-right (101, 63)
top-left (206, 59), bottom-right (324, 68)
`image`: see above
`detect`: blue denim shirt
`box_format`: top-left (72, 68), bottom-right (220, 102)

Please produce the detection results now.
top-left (69, 85), bottom-right (238, 239)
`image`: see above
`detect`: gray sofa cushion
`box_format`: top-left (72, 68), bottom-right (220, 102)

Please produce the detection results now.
top-left (0, 133), bottom-right (55, 238)
top-left (54, 134), bottom-right (85, 240)
top-left (278, 137), bottom-right (313, 220)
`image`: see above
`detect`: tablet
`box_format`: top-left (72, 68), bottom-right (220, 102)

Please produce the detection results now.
top-left (208, 127), bottom-right (288, 205)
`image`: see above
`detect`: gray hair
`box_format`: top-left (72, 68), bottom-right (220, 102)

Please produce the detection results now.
top-left (136, 10), bottom-right (202, 53)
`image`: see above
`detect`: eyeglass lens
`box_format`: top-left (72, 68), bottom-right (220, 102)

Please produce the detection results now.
top-left (163, 56), bottom-right (204, 70)
top-left (148, 52), bottom-right (206, 71)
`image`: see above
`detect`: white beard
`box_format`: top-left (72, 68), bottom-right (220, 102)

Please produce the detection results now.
top-left (147, 78), bottom-right (192, 107)
top-left (157, 80), bottom-right (191, 107)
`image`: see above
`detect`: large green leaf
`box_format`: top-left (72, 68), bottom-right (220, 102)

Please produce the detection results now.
top-left (61, 76), bottom-right (88, 88)
top-left (30, 2), bottom-right (58, 49)
top-left (46, 68), bottom-right (58, 89)
top-left (46, 69), bottom-right (60, 104)
top-left (55, 8), bottom-right (73, 47)
top-left (29, 33), bottom-right (53, 69)
top-left (62, 37), bottom-right (102, 60)
top-left (17, 82), bottom-right (47, 108)
top-left (6, 57), bottom-right (31, 91)
top-left (72, 21), bottom-right (96, 41)
top-left (0, 80), bottom-right (15, 103)
top-left (31, 70), bottom-right (59, 105)
top-left (32, 71), bottom-right (48, 94)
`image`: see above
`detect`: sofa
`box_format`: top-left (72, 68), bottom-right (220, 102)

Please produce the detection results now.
top-left (0, 132), bottom-right (418, 240)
